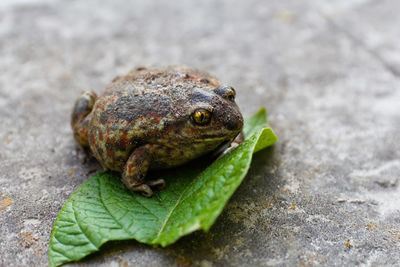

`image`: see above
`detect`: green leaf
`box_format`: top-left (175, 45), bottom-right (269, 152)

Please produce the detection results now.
top-left (48, 108), bottom-right (277, 267)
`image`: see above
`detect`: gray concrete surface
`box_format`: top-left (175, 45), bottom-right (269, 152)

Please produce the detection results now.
top-left (1, 0), bottom-right (399, 266)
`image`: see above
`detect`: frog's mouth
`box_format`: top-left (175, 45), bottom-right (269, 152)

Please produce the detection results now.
top-left (191, 136), bottom-right (229, 143)
top-left (209, 139), bottom-right (233, 158)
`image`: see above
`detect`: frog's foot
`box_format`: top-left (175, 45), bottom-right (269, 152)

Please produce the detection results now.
top-left (128, 179), bottom-right (165, 197)
top-left (71, 90), bottom-right (97, 148)
top-left (146, 178), bottom-right (166, 191)
top-left (130, 184), bottom-right (153, 198)
top-left (71, 91), bottom-right (97, 127)
top-left (232, 131), bottom-right (244, 146)
top-left (213, 131), bottom-right (245, 159)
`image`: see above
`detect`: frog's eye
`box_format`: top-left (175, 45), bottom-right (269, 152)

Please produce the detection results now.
top-left (214, 85), bottom-right (236, 101)
top-left (192, 109), bottom-right (212, 126)
top-left (226, 86), bottom-right (236, 101)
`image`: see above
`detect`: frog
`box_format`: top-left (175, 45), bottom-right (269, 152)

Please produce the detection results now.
top-left (71, 65), bottom-right (243, 197)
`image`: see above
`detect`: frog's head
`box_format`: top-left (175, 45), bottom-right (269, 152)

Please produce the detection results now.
top-left (182, 85), bottom-right (243, 145)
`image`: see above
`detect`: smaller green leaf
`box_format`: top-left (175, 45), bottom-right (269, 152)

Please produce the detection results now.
top-left (48, 108), bottom-right (277, 267)
top-left (243, 107), bottom-right (277, 153)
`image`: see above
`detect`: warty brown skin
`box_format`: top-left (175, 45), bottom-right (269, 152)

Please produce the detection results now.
top-left (71, 65), bottom-right (243, 197)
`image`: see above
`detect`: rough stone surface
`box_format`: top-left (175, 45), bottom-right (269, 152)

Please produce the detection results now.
top-left (1, 0), bottom-right (399, 266)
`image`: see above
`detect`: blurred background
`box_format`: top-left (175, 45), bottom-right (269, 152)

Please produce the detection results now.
top-left (1, 0), bottom-right (399, 266)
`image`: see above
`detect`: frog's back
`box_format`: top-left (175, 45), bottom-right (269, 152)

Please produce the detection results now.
top-left (103, 65), bottom-right (219, 96)
top-left (94, 65), bottom-right (220, 134)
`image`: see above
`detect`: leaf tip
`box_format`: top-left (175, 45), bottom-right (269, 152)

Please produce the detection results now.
top-left (258, 106), bottom-right (267, 115)
top-left (252, 107), bottom-right (267, 119)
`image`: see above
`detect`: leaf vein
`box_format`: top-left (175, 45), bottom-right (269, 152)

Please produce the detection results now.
top-left (127, 194), bottom-right (165, 223)
top-left (155, 173), bottom-right (203, 239)
top-left (71, 201), bottom-right (97, 250)
top-left (98, 177), bottom-right (132, 236)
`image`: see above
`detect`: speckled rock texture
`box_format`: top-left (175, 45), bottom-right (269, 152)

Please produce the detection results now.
top-left (1, 0), bottom-right (399, 266)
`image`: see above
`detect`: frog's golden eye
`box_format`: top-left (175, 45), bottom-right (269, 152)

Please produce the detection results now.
top-left (192, 109), bottom-right (212, 125)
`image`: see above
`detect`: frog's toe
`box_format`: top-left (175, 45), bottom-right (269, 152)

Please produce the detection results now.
top-left (131, 184), bottom-right (153, 198)
top-left (146, 178), bottom-right (166, 191)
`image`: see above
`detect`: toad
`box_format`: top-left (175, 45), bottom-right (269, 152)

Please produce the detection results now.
top-left (71, 66), bottom-right (243, 197)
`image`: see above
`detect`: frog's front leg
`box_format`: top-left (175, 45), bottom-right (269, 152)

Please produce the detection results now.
top-left (122, 144), bottom-right (165, 197)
